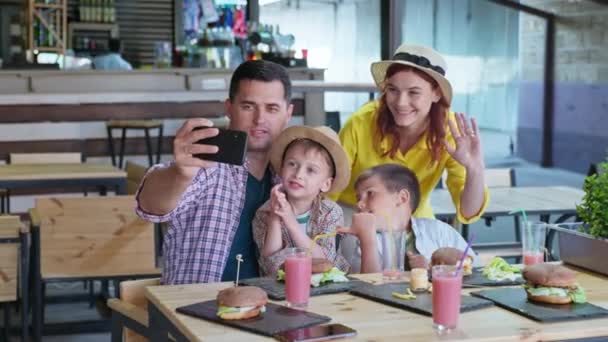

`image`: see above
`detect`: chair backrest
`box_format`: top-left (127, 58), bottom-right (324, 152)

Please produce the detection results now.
top-left (0, 216), bottom-right (22, 303)
top-left (9, 152), bottom-right (83, 164)
top-left (34, 196), bottom-right (157, 279)
top-left (126, 161), bottom-right (147, 195)
top-left (441, 168), bottom-right (515, 188)
top-left (119, 277), bottom-right (160, 342)
top-left (120, 277), bottom-right (160, 309)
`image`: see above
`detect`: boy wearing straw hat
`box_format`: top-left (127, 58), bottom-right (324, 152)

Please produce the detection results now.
top-left (252, 126), bottom-right (351, 276)
top-left (338, 164), bottom-right (476, 274)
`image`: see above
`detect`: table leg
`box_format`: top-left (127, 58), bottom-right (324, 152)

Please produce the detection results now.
top-left (148, 302), bottom-right (189, 342)
top-left (32, 226), bottom-right (43, 341)
top-left (20, 231), bottom-right (29, 342)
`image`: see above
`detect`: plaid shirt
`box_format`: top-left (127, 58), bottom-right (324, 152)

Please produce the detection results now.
top-left (252, 197), bottom-right (351, 276)
top-left (136, 162), bottom-right (256, 284)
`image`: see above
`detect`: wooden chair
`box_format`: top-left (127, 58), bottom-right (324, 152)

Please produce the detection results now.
top-left (29, 196), bottom-right (161, 340)
top-left (126, 161), bottom-right (148, 196)
top-left (0, 152), bottom-right (84, 214)
top-left (108, 277), bottom-right (160, 342)
top-left (0, 215), bottom-right (29, 342)
top-left (8, 152), bottom-right (83, 164)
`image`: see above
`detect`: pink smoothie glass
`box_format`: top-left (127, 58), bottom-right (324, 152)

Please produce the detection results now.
top-left (284, 247), bottom-right (312, 309)
top-left (521, 222), bottom-right (546, 266)
top-left (432, 265), bottom-right (463, 331)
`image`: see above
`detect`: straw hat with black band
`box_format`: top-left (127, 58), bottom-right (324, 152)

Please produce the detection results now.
top-left (371, 44), bottom-right (453, 105)
top-left (269, 126), bottom-right (351, 194)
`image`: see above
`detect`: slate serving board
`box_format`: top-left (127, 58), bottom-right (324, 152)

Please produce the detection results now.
top-left (349, 282), bottom-right (493, 316)
top-left (470, 288), bottom-right (608, 322)
top-left (239, 277), bottom-right (363, 300)
top-left (462, 267), bottom-right (525, 287)
top-left (175, 300), bottom-right (331, 337)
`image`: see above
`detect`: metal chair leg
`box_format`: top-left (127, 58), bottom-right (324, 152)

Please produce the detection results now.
top-left (20, 230), bottom-right (29, 342)
top-left (119, 128), bottom-right (127, 169)
top-left (89, 280), bottom-right (95, 308)
top-left (156, 125), bottom-right (164, 164)
top-left (107, 126), bottom-right (117, 167)
top-left (111, 310), bottom-right (124, 342)
top-left (144, 128), bottom-right (154, 167)
top-left (3, 303), bottom-right (10, 342)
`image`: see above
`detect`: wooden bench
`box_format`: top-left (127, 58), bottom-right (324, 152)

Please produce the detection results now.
top-left (29, 196), bottom-right (160, 340)
top-left (0, 215), bottom-right (29, 342)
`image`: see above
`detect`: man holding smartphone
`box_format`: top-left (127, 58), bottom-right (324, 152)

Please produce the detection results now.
top-left (136, 60), bottom-right (293, 284)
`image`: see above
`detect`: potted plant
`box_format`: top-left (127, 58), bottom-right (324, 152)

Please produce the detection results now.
top-left (576, 157), bottom-right (608, 239)
top-left (549, 156), bottom-right (608, 276)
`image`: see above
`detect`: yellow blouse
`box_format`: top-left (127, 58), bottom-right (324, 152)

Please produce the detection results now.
top-left (331, 101), bottom-right (489, 224)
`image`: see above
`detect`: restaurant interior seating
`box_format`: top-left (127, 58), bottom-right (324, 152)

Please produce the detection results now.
top-left (0, 152), bottom-right (85, 214)
top-left (28, 196), bottom-right (161, 340)
top-left (108, 277), bottom-right (160, 342)
top-left (106, 120), bottom-right (164, 169)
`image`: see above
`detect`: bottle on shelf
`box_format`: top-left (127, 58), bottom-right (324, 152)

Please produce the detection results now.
top-left (109, 0), bottom-right (116, 23)
top-left (95, 0), bottom-right (102, 23)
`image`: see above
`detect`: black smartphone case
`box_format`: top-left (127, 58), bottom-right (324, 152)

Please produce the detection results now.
top-left (193, 128), bottom-right (248, 166)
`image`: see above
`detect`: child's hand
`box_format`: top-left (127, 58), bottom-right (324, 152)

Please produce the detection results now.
top-left (337, 213), bottom-right (376, 240)
top-left (270, 184), bottom-right (297, 228)
top-left (407, 251), bottom-right (429, 270)
top-left (270, 184), bottom-right (283, 213)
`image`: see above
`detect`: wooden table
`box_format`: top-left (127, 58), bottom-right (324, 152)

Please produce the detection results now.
top-left (0, 163), bottom-right (127, 195)
top-left (144, 268), bottom-right (608, 341)
top-left (431, 186), bottom-right (584, 222)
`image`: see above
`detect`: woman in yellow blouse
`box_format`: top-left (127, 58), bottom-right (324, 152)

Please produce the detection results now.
top-left (333, 44), bottom-right (489, 224)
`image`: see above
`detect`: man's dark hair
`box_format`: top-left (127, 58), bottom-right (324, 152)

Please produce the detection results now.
top-left (229, 60), bottom-right (292, 103)
top-left (355, 164), bottom-right (421, 212)
top-left (108, 38), bottom-right (122, 53)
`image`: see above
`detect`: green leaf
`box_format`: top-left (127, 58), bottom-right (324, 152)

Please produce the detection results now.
top-left (569, 286), bottom-right (587, 304)
top-left (276, 269), bottom-right (285, 282)
top-left (576, 155), bottom-right (608, 239)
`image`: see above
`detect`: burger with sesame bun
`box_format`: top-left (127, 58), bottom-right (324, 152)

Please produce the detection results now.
top-left (216, 286), bottom-right (268, 320)
top-left (522, 263), bottom-right (586, 304)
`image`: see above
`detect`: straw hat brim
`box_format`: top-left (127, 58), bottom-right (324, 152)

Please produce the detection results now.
top-left (270, 126), bottom-right (351, 194)
top-left (371, 60), bottom-right (453, 105)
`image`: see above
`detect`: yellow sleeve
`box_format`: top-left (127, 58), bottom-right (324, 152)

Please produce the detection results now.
top-left (327, 116), bottom-right (358, 202)
top-left (444, 155), bottom-right (489, 224)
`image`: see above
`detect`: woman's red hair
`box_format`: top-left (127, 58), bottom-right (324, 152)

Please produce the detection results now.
top-left (375, 64), bottom-right (450, 163)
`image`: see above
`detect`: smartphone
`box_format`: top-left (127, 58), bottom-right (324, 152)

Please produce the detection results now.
top-left (274, 324), bottom-right (357, 342)
top-left (192, 127), bottom-right (248, 166)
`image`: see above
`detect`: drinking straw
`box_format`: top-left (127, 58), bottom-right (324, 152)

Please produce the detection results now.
top-left (457, 233), bottom-right (476, 274)
top-left (508, 209), bottom-right (529, 226)
top-left (234, 254), bottom-right (243, 287)
top-left (309, 232), bottom-right (337, 256)
top-left (384, 214), bottom-right (395, 272)
top-left (509, 209), bottom-right (532, 251)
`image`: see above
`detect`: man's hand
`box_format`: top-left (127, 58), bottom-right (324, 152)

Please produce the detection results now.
top-left (407, 251), bottom-right (429, 270)
top-left (172, 118), bottom-right (220, 179)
